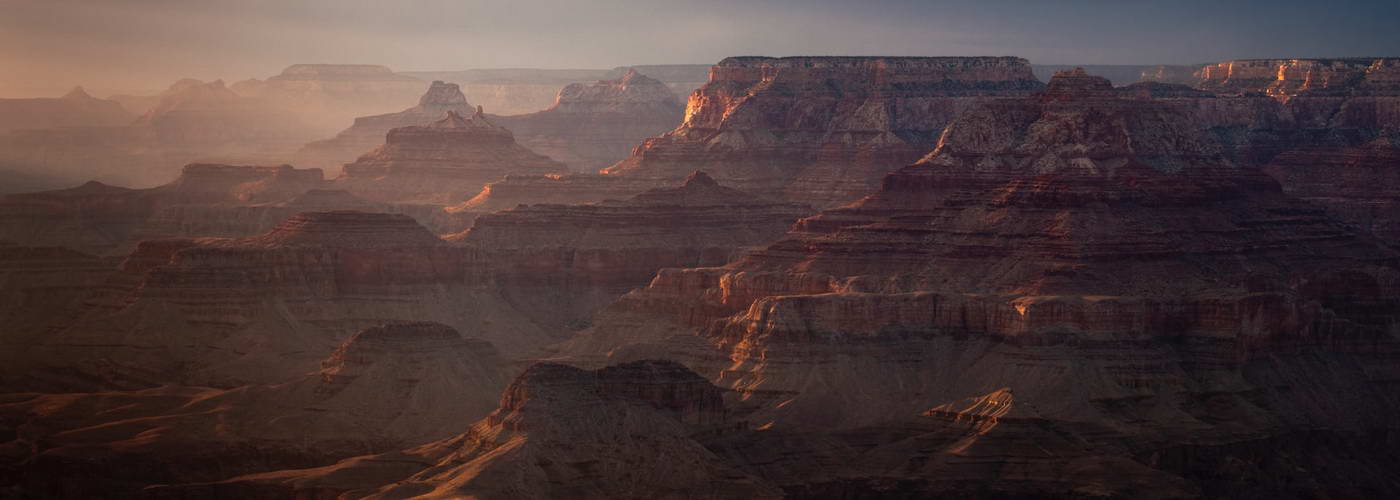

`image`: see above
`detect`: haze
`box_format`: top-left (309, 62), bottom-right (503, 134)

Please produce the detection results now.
top-left (3, 0), bottom-right (1399, 97)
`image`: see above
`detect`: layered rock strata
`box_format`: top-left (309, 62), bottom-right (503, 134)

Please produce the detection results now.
top-left (451, 171), bottom-right (811, 328)
top-left (491, 70), bottom-right (684, 171)
top-left (336, 110), bottom-right (568, 204)
top-left (293, 81), bottom-right (474, 171)
top-left (546, 69), bottom-right (1400, 496)
top-left (601, 56), bottom-right (1046, 207)
top-left (22, 211), bottom-right (553, 387)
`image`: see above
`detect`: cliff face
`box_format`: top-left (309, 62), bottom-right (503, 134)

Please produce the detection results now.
top-left (543, 69), bottom-right (1400, 497)
top-left (602, 56), bottom-right (1046, 207)
top-left (336, 110), bottom-right (568, 204)
top-left (0, 321), bottom-right (509, 498)
top-left (491, 70), bottom-right (685, 171)
top-left (451, 171), bottom-right (811, 328)
top-left (171, 360), bottom-right (780, 500)
top-left (293, 81), bottom-right (474, 171)
top-left (1196, 58), bottom-right (1400, 97)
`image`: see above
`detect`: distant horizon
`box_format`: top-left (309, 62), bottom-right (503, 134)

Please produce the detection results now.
top-left (5, 0), bottom-right (1397, 98)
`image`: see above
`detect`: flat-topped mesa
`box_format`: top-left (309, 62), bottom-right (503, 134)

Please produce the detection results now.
top-left (337, 110), bottom-right (568, 204)
top-left (1040, 67), bottom-right (1118, 101)
top-left (499, 360), bottom-right (726, 425)
top-left (293, 81), bottom-right (475, 171)
top-left (488, 69), bottom-right (685, 171)
top-left (1196, 58), bottom-right (1400, 96)
top-left (268, 64), bottom-right (418, 82)
top-left (707, 56), bottom-right (1044, 91)
top-left (159, 163), bottom-right (326, 203)
top-left (600, 56), bottom-right (1046, 208)
top-left (320, 321), bottom-right (501, 390)
top-left (234, 211), bottom-right (447, 249)
top-left (452, 173), bottom-right (664, 213)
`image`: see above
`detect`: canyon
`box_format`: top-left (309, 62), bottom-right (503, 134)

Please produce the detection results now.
top-left (3, 54), bottom-right (1400, 499)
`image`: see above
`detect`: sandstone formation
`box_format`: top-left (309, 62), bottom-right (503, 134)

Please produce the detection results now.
top-left (492, 69), bottom-right (685, 171)
top-left (1196, 58), bottom-right (1400, 96)
top-left (174, 360), bottom-right (781, 500)
top-left (451, 171), bottom-right (811, 328)
top-left (293, 80), bottom-right (475, 171)
top-left (0, 87), bottom-right (133, 133)
top-left (17, 211), bottom-right (554, 388)
top-left (546, 69), bottom-right (1400, 497)
top-left (451, 173), bottom-right (663, 213)
top-left (602, 56), bottom-right (1046, 207)
top-left (336, 109), bottom-right (568, 204)
top-left (0, 321), bottom-right (508, 498)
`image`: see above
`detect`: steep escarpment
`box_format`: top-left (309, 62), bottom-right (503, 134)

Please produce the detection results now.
top-left (601, 56), bottom-right (1046, 207)
top-left (293, 81), bottom-right (474, 171)
top-left (336, 109), bottom-right (568, 204)
top-left (21, 211), bottom-right (553, 387)
top-left (170, 360), bottom-right (781, 500)
top-left (492, 69), bottom-right (685, 171)
top-left (1196, 58), bottom-right (1400, 96)
top-left (0, 321), bottom-right (508, 499)
top-left (549, 69), bottom-right (1400, 497)
top-left (451, 171), bottom-right (811, 328)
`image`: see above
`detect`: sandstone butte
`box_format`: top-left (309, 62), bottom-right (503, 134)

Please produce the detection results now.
top-left (230, 64), bottom-right (429, 134)
top-left (490, 69), bottom-right (685, 172)
top-left (0, 321), bottom-right (509, 498)
top-left (7, 211), bottom-right (556, 389)
top-left (449, 170), bottom-right (812, 329)
top-left (334, 109), bottom-right (569, 204)
top-left (522, 68), bottom-right (1400, 497)
top-left (466, 56), bottom-right (1048, 211)
top-left (293, 80), bottom-right (476, 171)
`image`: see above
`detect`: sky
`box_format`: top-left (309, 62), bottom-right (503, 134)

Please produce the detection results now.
top-left (2, 0), bottom-right (1399, 97)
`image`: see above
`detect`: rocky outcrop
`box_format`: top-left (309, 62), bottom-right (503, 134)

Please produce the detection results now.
top-left (451, 171), bottom-right (812, 328)
top-left (336, 109), bottom-right (568, 204)
top-left (0, 87), bottom-right (133, 133)
top-left (0, 321), bottom-right (508, 499)
top-left (546, 69), bottom-right (1400, 497)
top-left (602, 56), bottom-right (1046, 207)
top-left (452, 173), bottom-right (662, 214)
top-left (21, 211), bottom-right (555, 387)
top-left (173, 360), bottom-right (780, 500)
top-left (491, 69), bottom-right (685, 171)
top-left (1262, 136), bottom-right (1400, 243)
top-left (1196, 58), bottom-right (1400, 97)
top-left (293, 81), bottom-right (474, 171)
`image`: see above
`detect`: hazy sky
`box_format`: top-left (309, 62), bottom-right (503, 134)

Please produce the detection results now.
top-left (3, 0), bottom-right (1398, 97)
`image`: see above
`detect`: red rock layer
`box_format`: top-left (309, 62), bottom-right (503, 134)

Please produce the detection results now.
top-left (169, 360), bottom-right (781, 500)
top-left (542, 69), bottom-right (1400, 496)
top-left (601, 56), bottom-right (1046, 207)
top-left (450, 171), bottom-right (812, 328)
top-left (491, 69), bottom-right (685, 171)
top-left (292, 80), bottom-right (474, 171)
top-left (1196, 58), bottom-right (1400, 97)
top-left (336, 110), bottom-right (568, 204)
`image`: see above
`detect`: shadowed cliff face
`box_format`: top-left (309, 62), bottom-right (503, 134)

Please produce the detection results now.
top-left (536, 69), bottom-right (1400, 498)
top-left (292, 80), bottom-right (475, 172)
